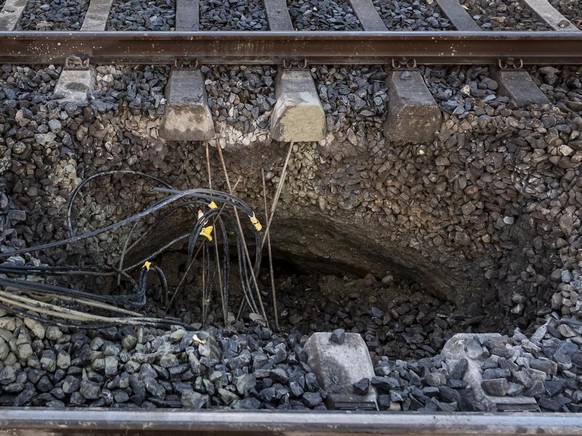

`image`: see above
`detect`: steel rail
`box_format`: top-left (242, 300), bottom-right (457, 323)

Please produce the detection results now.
top-left (0, 31), bottom-right (581, 65)
top-left (1, 410), bottom-right (582, 435)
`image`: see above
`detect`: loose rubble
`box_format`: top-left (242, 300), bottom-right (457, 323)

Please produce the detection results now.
top-left (371, 0), bottom-right (451, 30)
top-left (459, 0), bottom-right (552, 30)
top-left (288, 0), bottom-right (362, 30)
top-left (19, 0), bottom-right (89, 30)
top-left (106, 0), bottom-right (175, 30)
top-left (1, 60), bottom-right (581, 411)
top-left (200, 0), bottom-right (269, 30)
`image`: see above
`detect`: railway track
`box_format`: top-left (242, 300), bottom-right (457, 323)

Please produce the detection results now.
top-left (1, 0), bottom-right (582, 433)
top-left (0, 0), bottom-right (581, 65)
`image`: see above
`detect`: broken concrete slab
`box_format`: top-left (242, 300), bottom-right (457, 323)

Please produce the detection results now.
top-left (53, 69), bottom-right (96, 105)
top-left (160, 69), bottom-right (215, 142)
top-left (491, 70), bottom-right (551, 106)
top-left (442, 333), bottom-right (539, 412)
top-left (384, 70), bottom-right (442, 144)
top-left (304, 332), bottom-right (377, 410)
top-left (270, 69), bottom-right (325, 143)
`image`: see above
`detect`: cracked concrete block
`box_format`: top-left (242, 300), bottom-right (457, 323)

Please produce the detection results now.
top-left (160, 69), bottom-right (214, 142)
top-left (53, 68), bottom-right (96, 104)
top-left (442, 333), bottom-right (539, 412)
top-left (270, 69), bottom-right (325, 143)
top-left (492, 70), bottom-right (550, 106)
top-left (384, 70), bottom-right (441, 143)
top-left (304, 332), bottom-right (377, 410)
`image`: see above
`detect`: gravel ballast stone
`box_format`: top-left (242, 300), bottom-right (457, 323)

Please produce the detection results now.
top-left (200, 0), bottom-right (268, 30)
top-left (106, 0), bottom-right (175, 30)
top-left (19, 0), bottom-right (90, 30)
top-left (288, 0), bottom-right (362, 30)
top-left (459, 0), bottom-right (552, 30)
top-left (372, 0), bottom-right (451, 30)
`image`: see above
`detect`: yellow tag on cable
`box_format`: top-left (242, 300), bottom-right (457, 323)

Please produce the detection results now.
top-left (200, 225), bottom-right (214, 241)
top-left (249, 213), bottom-right (262, 232)
top-left (208, 201), bottom-right (218, 209)
top-left (193, 334), bottom-right (206, 345)
top-left (143, 261), bottom-right (152, 271)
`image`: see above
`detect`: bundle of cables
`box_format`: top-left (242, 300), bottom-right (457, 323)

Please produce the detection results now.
top-left (0, 170), bottom-right (268, 330)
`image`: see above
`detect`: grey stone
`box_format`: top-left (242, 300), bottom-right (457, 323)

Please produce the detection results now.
top-left (235, 373), bottom-right (256, 395)
top-left (104, 356), bottom-right (119, 376)
top-left (353, 377), bottom-right (370, 395)
top-left (181, 390), bottom-right (209, 408)
top-left (46, 326), bottom-right (63, 341)
top-left (62, 375), bottom-right (81, 394)
top-left (371, 376), bottom-right (400, 391)
top-left (526, 379), bottom-right (546, 397)
top-left (23, 318), bottom-right (45, 339)
top-left (218, 388), bottom-right (239, 405)
top-left (302, 392), bottom-right (323, 408)
top-left (113, 389), bottom-right (130, 403)
top-left (80, 380), bottom-right (101, 400)
top-left (270, 368), bottom-right (289, 384)
top-left (529, 358), bottom-right (558, 376)
top-left (330, 328), bottom-right (346, 345)
top-left (0, 366), bottom-right (17, 385)
top-left (14, 386), bottom-right (35, 407)
top-left (481, 378), bottom-right (509, 396)
top-left (425, 372), bottom-right (447, 387)
top-left (17, 343), bottom-right (33, 361)
top-left (449, 358), bottom-right (468, 380)
top-left (482, 368), bottom-right (510, 380)
top-left (159, 353), bottom-right (179, 368)
top-left (121, 335), bottom-right (137, 351)
top-left (465, 339), bottom-right (484, 359)
top-left (144, 377), bottom-right (166, 399)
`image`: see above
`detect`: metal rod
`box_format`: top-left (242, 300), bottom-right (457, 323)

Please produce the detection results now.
top-left (0, 31), bottom-right (581, 65)
top-left (1, 410), bottom-right (582, 434)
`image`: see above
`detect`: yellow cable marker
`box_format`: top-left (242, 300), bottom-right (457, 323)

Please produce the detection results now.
top-left (200, 225), bottom-right (214, 241)
top-left (143, 261), bottom-right (152, 271)
top-left (208, 201), bottom-right (218, 209)
top-left (193, 334), bottom-right (206, 345)
top-left (249, 212), bottom-right (262, 232)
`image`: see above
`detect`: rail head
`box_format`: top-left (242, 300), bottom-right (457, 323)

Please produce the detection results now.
top-left (0, 31), bottom-right (581, 65)
top-left (1, 409), bottom-right (582, 435)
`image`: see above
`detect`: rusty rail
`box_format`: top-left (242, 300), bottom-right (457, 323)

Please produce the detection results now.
top-left (1, 410), bottom-right (582, 435)
top-left (0, 31), bottom-right (581, 65)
